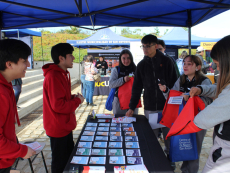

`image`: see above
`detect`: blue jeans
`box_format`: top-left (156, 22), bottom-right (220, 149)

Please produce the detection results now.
top-left (80, 75), bottom-right (86, 98)
top-left (85, 80), bottom-right (95, 104)
top-left (13, 84), bottom-right (22, 104)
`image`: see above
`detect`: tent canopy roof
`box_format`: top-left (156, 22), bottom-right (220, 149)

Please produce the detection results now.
top-left (1, 29), bottom-right (42, 37)
top-left (160, 27), bottom-right (220, 48)
top-left (67, 28), bottom-right (140, 48)
top-left (0, 0), bottom-right (229, 30)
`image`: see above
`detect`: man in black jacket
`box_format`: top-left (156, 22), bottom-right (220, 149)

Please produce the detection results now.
top-left (126, 34), bottom-right (178, 168)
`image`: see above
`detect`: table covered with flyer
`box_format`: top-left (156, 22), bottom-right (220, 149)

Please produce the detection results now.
top-left (64, 113), bottom-right (173, 173)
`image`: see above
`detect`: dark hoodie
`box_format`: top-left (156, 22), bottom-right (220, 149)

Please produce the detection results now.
top-left (0, 73), bottom-right (27, 168)
top-left (42, 63), bottom-right (81, 138)
top-left (129, 50), bottom-right (178, 111)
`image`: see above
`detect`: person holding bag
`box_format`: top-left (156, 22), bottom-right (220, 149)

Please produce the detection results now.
top-left (189, 35), bottom-right (230, 173)
top-left (84, 55), bottom-right (98, 106)
top-left (159, 55), bottom-right (212, 173)
top-left (109, 49), bottom-right (138, 114)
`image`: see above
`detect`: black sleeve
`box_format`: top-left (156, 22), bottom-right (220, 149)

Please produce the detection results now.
top-left (129, 63), bottom-right (143, 111)
top-left (95, 61), bottom-right (101, 69)
top-left (104, 61), bottom-right (108, 69)
top-left (166, 59), bottom-right (178, 89)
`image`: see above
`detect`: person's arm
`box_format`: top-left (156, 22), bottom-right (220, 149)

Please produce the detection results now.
top-left (198, 78), bottom-right (213, 106)
top-left (109, 68), bottom-right (125, 89)
top-left (91, 65), bottom-right (98, 74)
top-left (95, 61), bottom-right (101, 69)
top-left (129, 64), bottom-right (143, 111)
top-left (194, 86), bottom-right (230, 129)
top-left (105, 61), bottom-right (108, 69)
top-left (0, 94), bottom-right (29, 159)
top-left (166, 58), bottom-right (178, 89)
top-left (45, 75), bottom-right (82, 114)
top-left (160, 77), bottom-right (181, 99)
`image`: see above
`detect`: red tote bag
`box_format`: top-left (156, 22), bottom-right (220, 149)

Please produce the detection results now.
top-left (160, 90), bottom-right (183, 128)
top-left (118, 77), bottom-right (142, 110)
top-left (166, 96), bottom-right (205, 139)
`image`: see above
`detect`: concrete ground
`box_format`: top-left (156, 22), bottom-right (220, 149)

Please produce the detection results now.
top-left (14, 84), bottom-right (213, 173)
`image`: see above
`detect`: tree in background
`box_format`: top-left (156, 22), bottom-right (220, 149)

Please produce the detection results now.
top-left (121, 28), bottom-right (132, 35)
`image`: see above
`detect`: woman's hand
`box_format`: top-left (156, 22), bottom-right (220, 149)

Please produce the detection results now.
top-left (181, 93), bottom-right (189, 101)
top-left (158, 84), bottom-right (166, 92)
top-left (124, 76), bottom-right (131, 82)
top-left (189, 87), bottom-right (201, 97)
top-left (97, 64), bottom-right (101, 67)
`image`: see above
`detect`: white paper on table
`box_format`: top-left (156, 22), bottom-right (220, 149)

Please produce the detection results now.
top-left (149, 113), bottom-right (165, 129)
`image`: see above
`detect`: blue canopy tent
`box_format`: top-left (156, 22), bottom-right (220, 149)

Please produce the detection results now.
top-left (1, 29), bottom-right (41, 37)
top-left (67, 28), bottom-right (140, 49)
top-left (0, 0), bottom-right (230, 53)
top-left (160, 27), bottom-right (220, 48)
top-left (67, 28), bottom-right (140, 77)
top-left (1, 29), bottom-right (43, 67)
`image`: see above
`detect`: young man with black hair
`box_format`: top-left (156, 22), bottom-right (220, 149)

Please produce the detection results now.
top-left (157, 39), bottom-right (180, 77)
top-left (0, 39), bottom-right (36, 173)
top-left (126, 34), bottom-right (178, 169)
top-left (42, 43), bottom-right (84, 173)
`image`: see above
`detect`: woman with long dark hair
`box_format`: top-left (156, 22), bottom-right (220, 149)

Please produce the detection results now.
top-left (109, 49), bottom-right (138, 114)
top-left (190, 35), bottom-right (230, 173)
top-left (159, 55), bottom-right (212, 173)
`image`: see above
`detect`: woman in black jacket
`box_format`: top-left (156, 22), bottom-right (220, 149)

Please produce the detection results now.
top-left (95, 56), bottom-right (108, 75)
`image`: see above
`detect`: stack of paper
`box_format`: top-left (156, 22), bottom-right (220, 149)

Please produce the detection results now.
top-left (96, 114), bottom-right (115, 119)
top-left (83, 166), bottom-right (105, 173)
top-left (112, 117), bottom-right (136, 123)
top-left (114, 165), bottom-right (149, 173)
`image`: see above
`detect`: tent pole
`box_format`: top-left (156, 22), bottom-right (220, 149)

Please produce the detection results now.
top-left (17, 29), bottom-right (19, 40)
top-left (187, 9), bottom-right (192, 54)
top-left (188, 27), bottom-right (191, 55)
top-left (41, 36), bottom-right (44, 65)
top-left (79, 48), bottom-right (80, 80)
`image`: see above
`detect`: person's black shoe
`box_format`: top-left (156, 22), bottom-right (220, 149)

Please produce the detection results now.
top-left (89, 103), bottom-right (97, 106)
top-left (87, 102), bottom-right (89, 106)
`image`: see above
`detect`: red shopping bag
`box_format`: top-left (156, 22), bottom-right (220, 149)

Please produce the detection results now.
top-left (166, 96), bottom-right (204, 139)
top-left (160, 90), bottom-right (183, 128)
top-left (118, 77), bottom-right (142, 110)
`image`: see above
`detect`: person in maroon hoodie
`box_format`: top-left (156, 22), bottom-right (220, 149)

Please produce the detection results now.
top-left (0, 39), bottom-right (36, 173)
top-left (42, 43), bottom-right (84, 173)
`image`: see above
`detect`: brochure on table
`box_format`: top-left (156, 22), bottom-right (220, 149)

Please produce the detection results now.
top-left (71, 114), bottom-right (145, 168)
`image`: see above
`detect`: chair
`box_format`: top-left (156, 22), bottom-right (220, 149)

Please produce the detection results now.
top-left (13, 142), bottom-right (48, 173)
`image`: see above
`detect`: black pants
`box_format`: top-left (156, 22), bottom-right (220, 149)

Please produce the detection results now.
top-left (49, 132), bottom-right (74, 173)
top-left (0, 167), bottom-right (11, 173)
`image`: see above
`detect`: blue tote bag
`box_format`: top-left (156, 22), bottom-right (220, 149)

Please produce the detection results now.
top-left (169, 100), bottom-right (198, 162)
top-left (105, 67), bottom-right (120, 111)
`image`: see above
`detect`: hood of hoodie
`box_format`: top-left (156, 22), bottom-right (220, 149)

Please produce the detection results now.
top-left (0, 73), bottom-right (20, 126)
top-left (0, 73), bottom-right (13, 91)
top-left (42, 63), bottom-right (69, 76)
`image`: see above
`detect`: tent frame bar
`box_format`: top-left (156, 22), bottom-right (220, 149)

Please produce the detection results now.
top-left (85, 0), bottom-right (94, 29)
top-left (187, 9), bottom-right (192, 54)
top-left (2, 11), bottom-right (93, 30)
top-left (193, 0), bottom-right (224, 26)
top-left (0, 0), bottom-right (147, 18)
top-left (188, 0), bottom-right (230, 8)
top-left (74, 0), bottom-right (82, 16)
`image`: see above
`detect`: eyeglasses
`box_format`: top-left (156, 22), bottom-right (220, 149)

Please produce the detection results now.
top-left (140, 44), bottom-right (155, 49)
top-left (158, 48), bottom-right (163, 51)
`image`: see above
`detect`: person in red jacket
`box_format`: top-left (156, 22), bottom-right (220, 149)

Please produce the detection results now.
top-left (0, 39), bottom-right (36, 173)
top-left (42, 43), bottom-right (84, 173)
